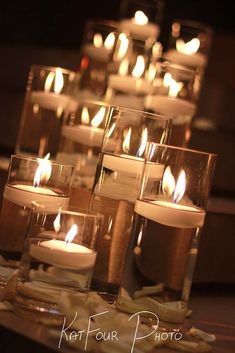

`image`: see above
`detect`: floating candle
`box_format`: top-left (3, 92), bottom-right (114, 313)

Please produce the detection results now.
top-left (3, 184), bottom-right (69, 209)
top-left (145, 95), bottom-right (196, 117)
top-left (135, 199), bottom-right (205, 228)
top-left (30, 239), bottom-right (96, 270)
top-left (62, 125), bottom-right (104, 148)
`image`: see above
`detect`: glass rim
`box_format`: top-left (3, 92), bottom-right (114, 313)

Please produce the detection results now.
top-left (10, 154), bottom-right (74, 169)
top-left (30, 64), bottom-right (77, 75)
top-left (111, 106), bottom-right (172, 123)
top-left (84, 19), bottom-right (119, 31)
top-left (172, 19), bottom-right (213, 34)
top-left (31, 201), bottom-right (104, 220)
top-left (159, 57), bottom-right (197, 75)
top-left (77, 98), bottom-right (111, 108)
top-left (149, 142), bottom-right (217, 158)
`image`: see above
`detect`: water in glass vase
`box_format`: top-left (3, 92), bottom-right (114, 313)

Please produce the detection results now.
top-left (89, 152), bottom-right (143, 296)
top-left (16, 93), bottom-right (71, 158)
top-left (0, 185), bottom-right (68, 260)
top-left (118, 198), bottom-right (205, 307)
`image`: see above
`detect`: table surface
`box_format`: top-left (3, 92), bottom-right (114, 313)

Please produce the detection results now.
top-left (0, 293), bottom-right (234, 353)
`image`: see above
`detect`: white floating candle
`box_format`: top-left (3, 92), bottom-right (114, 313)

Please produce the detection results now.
top-left (103, 154), bottom-right (164, 179)
top-left (108, 74), bottom-right (153, 95)
top-left (119, 20), bottom-right (159, 40)
top-left (30, 91), bottom-right (78, 112)
top-left (103, 154), bottom-right (143, 176)
top-left (30, 239), bottom-right (96, 270)
top-left (4, 184), bottom-right (69, 209)
top-left (135, 199), bottom-right (205, 228)
top-left (62, 125), bottom-right (104, 147)
top-left (164, 49), bottom-right (207, 69)
top-left (145, 95), bottom-right (196, 118)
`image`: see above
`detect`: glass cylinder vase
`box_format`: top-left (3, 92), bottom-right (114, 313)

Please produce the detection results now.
top-left (15, 65), bottom-right (79, 158)
top-left (118, 143), bottom-right (216, 323)
top-left (118, 0), bottom-right (165, 41)
top-left (14, 203), bottom-right (103, 320)
top-left (88, 107), bottom-right (172, 297)
top-left (164, 20), bottom-right (213, 71)
top-left (145, 59), bottom-right (197, 146)
top-left (105, 36), bottom-right (155, 110)
top-left (78, 20), bottom-right (119, 100)
top-left (56, 100), bottom-right (112, 208)
top-left (0, 154), bottom-right (73, 287)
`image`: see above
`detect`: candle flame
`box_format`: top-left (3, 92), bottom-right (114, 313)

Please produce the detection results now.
top-left (33, 153), bottom-right (52, 187)
top-left (169, 80), bottom-right (183, 98)
top-left (54, 68), bottom-right (64, 94)
top-left (65, 224), bottom-right (78, 244)
top-left (137, 228), bottom-right (143, 246)
top-left (163, 72), bottom-right (172, 86)
top-left (147, 62), bottom-right (157, 81)
top-left (107, 218), bottom-right (113, 233)
top-left (44, 72), bottom-right (55, 92)
top-left (44, 68), bottom-right (64, 94)
top-left (137, 127), bottom-right (148, 157)
top-left (134, 224), bottom-right (144, 255)
top-left (152, 41), bottom-right (162, 60)
top-left (117, 33), bottom-right (129, 59)
top-left (162, 167), bottom-right (186, 203)
top-left (122, 127), bottom-right (132, 153)
top-left (163, 73), bottom-right (183, 98)
top-left (118, 58), bottom-right (129, 76)
top-left (91, 107), bottom-right (106, 127)
top-left (107, 122), bottom-right (116, 138)
top-left (133, 10), bottom-right (149, 25)
top-left (53, 207), bottom-right (61, 233)
top-left (132, 55), bottom-right (145, 78)
top-left (104, 32), bottom-right (115, 50)
top-left (93, 33), bottom-right (103, 48)
top-left (176, 38), bottom-right (200, 55)
top-left (173, 170), bottom-right (186, 203)
top-left (81, 106), bottom-right (90, 125)
top-left (162, 166), bottom-right (176, 197)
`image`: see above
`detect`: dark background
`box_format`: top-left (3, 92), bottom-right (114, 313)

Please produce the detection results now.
top-left (0, 0), bottom-right (234, 194)
top-left (0, 0), bottom-right (234, 48)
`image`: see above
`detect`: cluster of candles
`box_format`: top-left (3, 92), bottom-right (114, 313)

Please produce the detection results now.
top-left (15, 3), bottom-right (213, 162)
top-left (0, 1), bottom-right (215, 316)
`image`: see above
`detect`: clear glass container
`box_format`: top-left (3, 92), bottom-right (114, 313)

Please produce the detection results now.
top-left (14, 203), bottom-right (103, 320)
top-left (119, 0), bottom-right (165, 41)
top-left (145, 59), bottom-right (197, 146)
top-left (165, 20), bottom-right (213, 70)
top-left (56, 99), bottom-right (112, 208)
top-left (118, 143), bottom-right (216, 325)
top-left (0, 154), bottom-right (73, 282)
top-left (16, 65), bottom-right (79, 158)
top-left (88, 107), bottom-right (171, 297)
top-left (105, 36), bottom-right (155, 110)
top-left (78, 20), bottom-right (119, 100)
